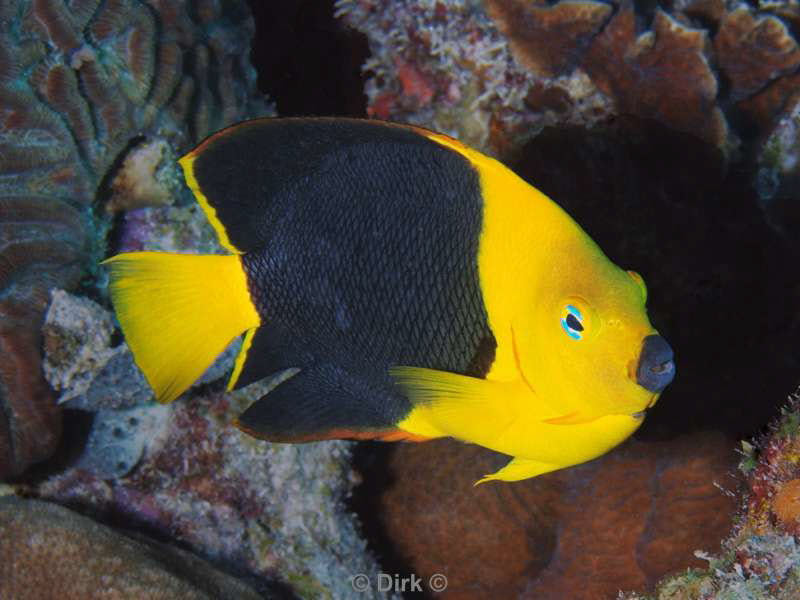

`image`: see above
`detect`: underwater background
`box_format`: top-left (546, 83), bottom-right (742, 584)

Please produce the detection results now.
top-left (1, 0), bottom-right (800, 598)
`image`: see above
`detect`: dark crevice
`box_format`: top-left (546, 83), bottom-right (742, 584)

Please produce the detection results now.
top-left (347, 442), bottom-right (431, 598)
top-left (245, 0), bottom-right (369, 117)
top-left (12, 409), bottom-right (94, 484)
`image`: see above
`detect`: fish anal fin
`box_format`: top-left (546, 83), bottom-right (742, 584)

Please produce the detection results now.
top-left (235, 365), bottom-right (410, 443)
top-left (227, 322), bottom-right (305, 391)
top-left (235, 421), bottom-right (429, 443)
top-left (474, 456), bottom-right (559, 485)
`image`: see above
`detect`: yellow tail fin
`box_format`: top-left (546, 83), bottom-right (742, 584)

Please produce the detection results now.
top-left (104, 252), bottom-right (261, 403)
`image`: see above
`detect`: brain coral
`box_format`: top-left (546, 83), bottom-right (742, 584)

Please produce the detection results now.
top-left (372, 433), bottom-right (736, 599)
top-left (0, 0), bottom-right (269, 479)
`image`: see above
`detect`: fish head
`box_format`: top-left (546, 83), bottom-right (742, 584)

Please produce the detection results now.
top-left (520, 257), bottom-right (674, 421)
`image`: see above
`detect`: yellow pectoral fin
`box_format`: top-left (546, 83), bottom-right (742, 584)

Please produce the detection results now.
top-left (390, 366), bottom-right (514, 442)
top-left (542, 411), bottom-right (601, 425)
top-left (475, 456), bottom-right (560, 485)
top-left (389, 366), bottom-right (492, 405)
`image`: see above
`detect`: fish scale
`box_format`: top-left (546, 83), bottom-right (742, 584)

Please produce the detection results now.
top-left (241, 171), bottom-right (490, 377)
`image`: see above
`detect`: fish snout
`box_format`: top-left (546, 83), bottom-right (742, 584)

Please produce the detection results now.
top-left (635, 335), bottom-right (675, 393)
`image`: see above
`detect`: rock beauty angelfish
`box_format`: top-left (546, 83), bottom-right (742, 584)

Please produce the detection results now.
top-left (104, 118), bottom-right (675, 484)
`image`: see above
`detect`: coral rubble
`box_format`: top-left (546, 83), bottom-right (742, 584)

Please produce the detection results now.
top-left (0, 0), bottom-right (270, 479)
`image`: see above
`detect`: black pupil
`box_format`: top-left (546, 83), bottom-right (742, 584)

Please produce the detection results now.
top-left (566, 313), bottom-right (583, 332)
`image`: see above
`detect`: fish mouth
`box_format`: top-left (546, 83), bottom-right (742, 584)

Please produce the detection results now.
top-left (630, 394), bottom-right (658, 420)
top-left (635, 335), bottom-right (675, 393)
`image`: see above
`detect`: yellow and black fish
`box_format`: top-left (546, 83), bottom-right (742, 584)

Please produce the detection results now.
top-left (105, 118), bottom-right (675, 483)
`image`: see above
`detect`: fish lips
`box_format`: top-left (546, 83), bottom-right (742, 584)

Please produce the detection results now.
top-left (635, 334), bottom-right (675, 394)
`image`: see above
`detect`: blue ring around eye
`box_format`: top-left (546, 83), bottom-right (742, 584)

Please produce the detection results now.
top-left (561, 317), bottom-right (583, 340)
top-left (566, 304), bottom-right (583, 322)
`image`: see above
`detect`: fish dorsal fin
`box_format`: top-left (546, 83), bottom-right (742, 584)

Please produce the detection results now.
top-left (179, 118), bottom-right (459, 254)
top-left (475, 456), bottom-right (560, 485)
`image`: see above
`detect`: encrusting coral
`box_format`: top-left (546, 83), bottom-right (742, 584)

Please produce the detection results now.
top-left (0, 0), bottom-right (270, 479)
top-left (579, 4), bottom-right (728, 151)
top-left (620, 390), bottom-right (800, 599)
top-left (336, 0), bottom-right (544, 152)
top-left (338, 0), bottom-right (800, 161)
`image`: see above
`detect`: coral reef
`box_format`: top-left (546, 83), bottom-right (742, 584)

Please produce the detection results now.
top-left (621, 391), bottom-right (800, 599)
top-left (0, 495), bottom-right (264, 599)
top-left (42, 197), bottom-right (233, 412)
top-left (337, 0), bottom-right (800, 160)
top-left (485, 0), bottom-right (612, 78)
top-left (31, 382), bottom-right (386, 598)
top-left (713, 8), bottom-right (800, 104)
top-left (0, 0), bottom-right (270, 479)
top-left (40, 286), bottom-right (385, 597)
top-left (365, 432), bottom-right (737, 599)
top-left (755, 96), bottom-right (800, 234)
top-left (43, 290), bottom-right (118, 405)
top-left (336, 0), bottom-right (544, 152)
top-left (580, 5), bottom-right (727, 151)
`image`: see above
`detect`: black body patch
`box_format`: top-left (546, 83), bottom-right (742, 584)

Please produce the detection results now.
top-left (191, 118), bottom-right (493, 438)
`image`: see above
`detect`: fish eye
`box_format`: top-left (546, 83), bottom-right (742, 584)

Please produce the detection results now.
top-left (561, 304), bottom-right (584, 340)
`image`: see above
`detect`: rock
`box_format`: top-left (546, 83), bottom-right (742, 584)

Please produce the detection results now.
top-left (42, 289), bottom-right (240, 411)
top-left (42, 290), bottom-right (118, 405)
top-left (0, 495), bottom-right (264, 599)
